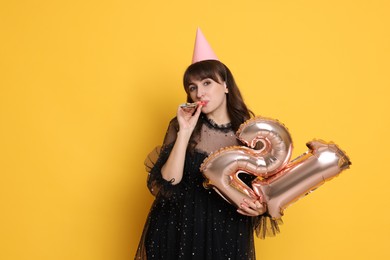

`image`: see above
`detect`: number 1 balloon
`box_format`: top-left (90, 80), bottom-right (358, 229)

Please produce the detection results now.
top-left (200, 116), bottom-right (351, 220)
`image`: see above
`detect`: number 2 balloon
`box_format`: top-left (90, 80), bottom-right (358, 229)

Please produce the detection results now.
top-left (200, 116), bottom-right (351, 220)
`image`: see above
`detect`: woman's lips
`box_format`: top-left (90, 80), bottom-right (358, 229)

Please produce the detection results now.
top-left (199, 101), bottom-right (208, 106)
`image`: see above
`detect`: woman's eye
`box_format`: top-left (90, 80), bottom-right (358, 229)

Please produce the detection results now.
top-left (189, 86), bottom-right (197, 92)
top-left (203, 81), bottom-right (211, 86)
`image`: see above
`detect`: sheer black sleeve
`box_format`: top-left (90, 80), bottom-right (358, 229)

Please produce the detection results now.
top-left (144, 118), bottom-right (180, 197)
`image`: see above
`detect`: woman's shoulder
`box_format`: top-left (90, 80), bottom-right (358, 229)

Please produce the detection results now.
top-left (168, 117), bottom-right (179, 131)
top-left (161, 117), bottom-right (179, 145)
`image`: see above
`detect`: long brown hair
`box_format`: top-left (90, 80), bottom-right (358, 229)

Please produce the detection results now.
top-left (183, 60), bottom-right (254, 151)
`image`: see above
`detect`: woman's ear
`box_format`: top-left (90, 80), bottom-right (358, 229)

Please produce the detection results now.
top-left (224, 82), bottom-right (228, 93)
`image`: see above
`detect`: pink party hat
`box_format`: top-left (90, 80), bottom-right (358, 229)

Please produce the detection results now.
top-left (191, 28), bottom-right (219, 64)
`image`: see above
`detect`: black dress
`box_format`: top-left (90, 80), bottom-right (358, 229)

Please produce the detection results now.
top-left (135, 115), bottom-right (280, 260)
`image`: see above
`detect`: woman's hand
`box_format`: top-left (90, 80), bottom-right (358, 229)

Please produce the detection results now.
top-left (177, 104), bottom-right (203, 134)
top-left (237, 198), bottom-right (266, 217)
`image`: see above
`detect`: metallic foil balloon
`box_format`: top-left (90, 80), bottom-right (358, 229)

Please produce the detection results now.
top-left (200, 116), bottom-right (351, 220)
top-left (252, 139), bottom-right (351, 219)
top-left (200, 116), bottom-right (293, 209)
top-left (236, 117), bottom-right (293, 177)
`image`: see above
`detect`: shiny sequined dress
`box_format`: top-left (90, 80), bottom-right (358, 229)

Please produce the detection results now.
top-left (135, 115), bottom-right (257, 260)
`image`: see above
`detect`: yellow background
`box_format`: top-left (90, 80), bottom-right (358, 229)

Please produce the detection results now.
top-left (1, 0), bottom-right (389, 259)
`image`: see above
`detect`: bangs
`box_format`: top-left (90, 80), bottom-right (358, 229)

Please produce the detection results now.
top-left (183, 60), bottom-right (226, 91)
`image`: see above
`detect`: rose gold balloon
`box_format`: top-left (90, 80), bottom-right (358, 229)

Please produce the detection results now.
top-left (200, 116), bottom-right (352, 220)
top-left (252, 139), bottom-right (351, 219)
top-left (200, 117), bottom-right (293, 208)
top-left (236, 117), bottom-right (293, 177)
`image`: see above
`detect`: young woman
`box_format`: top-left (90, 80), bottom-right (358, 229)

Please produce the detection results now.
top-left (135, 59), bottom-right (267, 260)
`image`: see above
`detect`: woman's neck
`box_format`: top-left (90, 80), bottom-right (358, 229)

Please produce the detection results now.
top-left (206, 110), bottom-right (230, 125)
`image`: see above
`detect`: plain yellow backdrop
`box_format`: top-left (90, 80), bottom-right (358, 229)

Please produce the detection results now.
top-left (1, 0), bottom-right (389, 259)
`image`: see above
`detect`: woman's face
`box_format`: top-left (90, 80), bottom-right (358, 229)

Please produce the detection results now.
top-left (187, 76), bottom-right (228, 117)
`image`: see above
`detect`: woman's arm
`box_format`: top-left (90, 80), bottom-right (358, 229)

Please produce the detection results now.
top-left (161, 104), bottom-right (202, 185)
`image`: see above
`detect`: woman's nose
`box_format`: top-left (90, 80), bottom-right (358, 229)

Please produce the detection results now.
top-left (196, 86), bottom-right (205, 98)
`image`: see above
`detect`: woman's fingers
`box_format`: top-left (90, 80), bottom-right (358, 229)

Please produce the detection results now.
top-left (237, 203), bottom-right (259, 216)
top-left (177, 103), bottom-right (203, 130)
top-left (181, 107), bottom-right (196, 113)
top-left (191, 104), bottom-right (203, 120)
top-left (237, 199), bottom-right (266, 216)
top-left (237, 209), bottom-right (252, 216)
